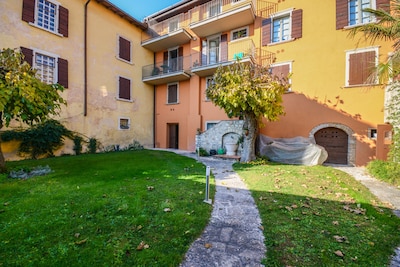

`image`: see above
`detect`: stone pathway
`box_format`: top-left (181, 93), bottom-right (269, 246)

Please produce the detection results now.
top-left (174, 152), bottom-right (266, 267)
top-left (156, 149), bottom-right (400, 266)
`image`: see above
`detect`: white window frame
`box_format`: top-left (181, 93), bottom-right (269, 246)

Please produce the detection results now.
top-left (32, 0), bottom-right (61, 35)
top-left (32, 48), bottom-right (59, 84)
top-left (117, 34), bottom-right (133, 64)
top-left (119, 117), bottom-right (130, 130)
top-left (167, 83), bottom-right (179, 104)
top-left (271, 9), bottom-right (293, 44)
top-left (117, 76), bottom-right (132, 102)
top-left (348, 0), bottom-right (376, 27)
top-left (231, 26), bottom-right (249, 41)
top-left (205, 121), bottom-right (220, 131)
top-left (345, 46), bottom-right (379, 87)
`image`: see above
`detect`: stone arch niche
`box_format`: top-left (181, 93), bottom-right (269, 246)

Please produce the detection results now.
top-left (310, 123), bottom-right (355, 166)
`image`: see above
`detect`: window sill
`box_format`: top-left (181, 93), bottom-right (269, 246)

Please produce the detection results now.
top-left (166, 102), bottom-right (179, 105)
top-left (343, 83), bottom-right (379, 88)
top-left (267, 38), bottom-right (295, 46)
top-left (116, 98), bottom-right (133, 103)
top-left (28, 22), bottom-right (64, 37)
top-left (116, 57), bottom-right (134, 65)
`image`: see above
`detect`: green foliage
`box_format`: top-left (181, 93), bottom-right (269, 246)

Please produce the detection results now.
top-left (87, 137), bottom-right (98, 154)
top-left (1, 120), bottom-right (72, 159)
top-left (207, 62), bottom-right (289, 122)
top-left (126, 140), bottom-right (144, 150)
top-left (0, 150), bottom-right (214, 266)
top-left (0, 48), bottom-right (66, 128)
top-left (367, 159), bottom-right (400, 186)
top-left (235, 162), bottom-right (400, 266)
top-left (196, 147), bottom-right (209, 156)
top-left (72, 135), bottom-right (83, 155)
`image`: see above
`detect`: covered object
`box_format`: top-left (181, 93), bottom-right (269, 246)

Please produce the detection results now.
top-left (258, 135), bottom-right (328, 166)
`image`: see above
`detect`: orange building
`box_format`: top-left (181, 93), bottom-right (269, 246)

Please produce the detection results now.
top-left (142, 0), bottom-right (394, 166)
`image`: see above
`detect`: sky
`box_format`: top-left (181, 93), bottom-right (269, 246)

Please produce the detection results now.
top-left (108, 0), bottom-right (182, 21)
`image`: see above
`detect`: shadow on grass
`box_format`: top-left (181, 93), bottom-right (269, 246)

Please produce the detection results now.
top-left (0, 150), bottom-right (215, 266)
top-left (235, 162), bottom-right (400, 267)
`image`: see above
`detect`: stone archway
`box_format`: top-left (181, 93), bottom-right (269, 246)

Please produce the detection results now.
top-left (310, 123), bottom-right (355, 166)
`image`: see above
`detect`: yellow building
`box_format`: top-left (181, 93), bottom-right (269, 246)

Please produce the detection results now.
top-left (0, 0), bottom-right (154, 156)
top-left (142, 0), bottom-right (393, 166)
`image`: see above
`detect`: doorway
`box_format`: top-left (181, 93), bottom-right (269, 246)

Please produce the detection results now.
top-left (314, 127), bottom-right (348, 164)
top-left (167, 123), bottom-right (179, 149)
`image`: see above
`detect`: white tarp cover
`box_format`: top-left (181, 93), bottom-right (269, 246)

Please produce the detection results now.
top-left (258, 135), bottom-right (328, 166)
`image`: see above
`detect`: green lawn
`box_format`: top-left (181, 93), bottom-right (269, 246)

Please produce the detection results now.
top-left (235, 161), bottom-right (400, 266)
top-left (0, 150), bottom-right (214, 266)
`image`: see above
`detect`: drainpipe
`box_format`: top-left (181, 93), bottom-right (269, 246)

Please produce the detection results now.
top-left (152, 53), bottom-right (156, 148)
top-left (84, 0), bottom-right (91, 116)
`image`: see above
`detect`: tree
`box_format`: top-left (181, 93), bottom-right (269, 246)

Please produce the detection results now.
top-left (0, 48), bottom-right (66, 171)
top-left (206, 61), bottom-right (289, 162)
top-left (348, 2), bottom-right (400, 162)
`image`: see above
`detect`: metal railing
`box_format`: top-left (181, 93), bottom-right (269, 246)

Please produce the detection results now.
top-left (191, 38), bottom-right (256, 68)
top-left (143, 13), bottom-right (190, 41)
top-left (142, 55), bottom-right (191, 80)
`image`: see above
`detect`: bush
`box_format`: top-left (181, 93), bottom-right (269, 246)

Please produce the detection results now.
top-left (196, 147), bottom-right (209, 156)
top-left (1, 120), bottom-right (72, 159)
top-left (367, 159), bottom-right (400, 186)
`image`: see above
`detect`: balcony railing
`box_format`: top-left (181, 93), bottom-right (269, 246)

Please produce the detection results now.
top-left (189, 0), bottom-right (256, 23)
top-left (142, 55), bottom-right (191, 80)
top-left (143, 13), bottom-right (190, 42)
top-left (192, 38), bottom-right (256, 69)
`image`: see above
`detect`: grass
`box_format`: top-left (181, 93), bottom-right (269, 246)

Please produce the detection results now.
top-left (234, 160), bottom-right (400, 267)
top-left (0, 150), bottom-right (214, 266)
top-left (367, 159), bottom-right (400, 187)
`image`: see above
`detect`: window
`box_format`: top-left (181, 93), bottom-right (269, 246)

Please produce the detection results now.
top-left (270, 62), bottom-right (292, 90)
top-left (118, 76), bottom-right (131, 100)
top-left (336, 0), bottom-right (390, 29)
top-left (118, 36), bottom-right (131, 63)
top-left (167, 83), bottom-right (179, 104)
top-left (205, 77), bottom-right (214, 101)
top-left (22, 0), bottom-right (69, 37)
top-left (232, 27), bottom-right (248, 41)
top-left (20, 47), bottom-right (69, 88)
top-left (119, 118), bottom-right (130, 130)
top-left (345, 48), bottom-right (378, 87)
top-left (205, 121), bottom-right (219, 130)
top-left (35, 53), bottom-right (56, 84)
top-left (232, 0), bottom-right (243, 3)
top-left (349, 0), bottom-right (374, 25)
top-left (262, 9), bottom-right (302, 46)
top-left (273, 15), bottom-right (290, 43)
top-left (163, 47), bottom-right (183, 72)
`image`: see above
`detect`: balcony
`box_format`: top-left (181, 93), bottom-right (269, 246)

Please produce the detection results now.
top-left (141, 13), bottom-right (194, 52)
top-left (189, 0), bottom-right (256, 37)
top-left (191, 38), bottom-right (257, 77)
top-left (142, 55), bottom-right (191, 85)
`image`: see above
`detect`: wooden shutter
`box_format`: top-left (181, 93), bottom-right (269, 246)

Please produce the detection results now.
top-left (271, 64), bottom-right (290, 79)
top-left (292, 9), bottom-right (303, 39)
top-left (377, 0), bottom-right (390, 12)
top-left (58, 5), bottom-right (69, 37)
top-left (178, 47), bottom-right (183, 69)
top-left (336, 0), bottom-right (348, 30)
top-left (22, 0), bottom-right (35, 23)
top-left (58, 58), bottom-right (68, 88)
top-left (119, 77), bottom-right (131, 100)
top-left (348, 51), bottom-right (376, 85)
top-left (119, 36), bottom-right (131, 62)
top-left (262, 18), bottom-right (271, 46)
top-left (20, 47), bottom-right (33, 66)
top-left (220, 34), bottom-right (228, 61)
top-left (168, 84), bottom-right (178, 103)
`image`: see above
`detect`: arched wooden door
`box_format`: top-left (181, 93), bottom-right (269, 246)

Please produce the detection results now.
top-left (314, 127), bottom-right (348, 164)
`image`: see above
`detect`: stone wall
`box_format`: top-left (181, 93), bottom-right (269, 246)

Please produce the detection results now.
top-left (196, 120), bottom-right (244, 155)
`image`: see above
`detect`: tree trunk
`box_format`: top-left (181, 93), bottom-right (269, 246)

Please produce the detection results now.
top-left (240, 114), bottom-right (258, 162)
top-left (0, 120), bottom-right (6, 173)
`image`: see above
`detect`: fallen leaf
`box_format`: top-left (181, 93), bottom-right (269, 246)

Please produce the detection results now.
top-left (333, 235), bottom-right (347, 243)
top-left (147, 186), bottom-right (154, 191)
top-left (332, 221), bottom-right (339, 225)
top-left (3, 202), bottom-right (9, 206)
top-left (75, 238), bottom-right (87, 245)
top-left (334, 250), bottom-right (344, 257)
top-left (136, 241), bottom-right (147, 251)
top-left (74, 233), bottom-right (80, 238)
top-left (204, 243), bottom-right (212, 249)
top-left (164, 208), bottom-right (171, 212)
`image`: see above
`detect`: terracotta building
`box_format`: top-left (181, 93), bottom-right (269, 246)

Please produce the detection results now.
top-left (142, 0), bottom-right (394, 166)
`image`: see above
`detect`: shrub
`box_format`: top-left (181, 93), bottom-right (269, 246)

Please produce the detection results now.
top-left (367, 159), bottom-right (400, 186)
